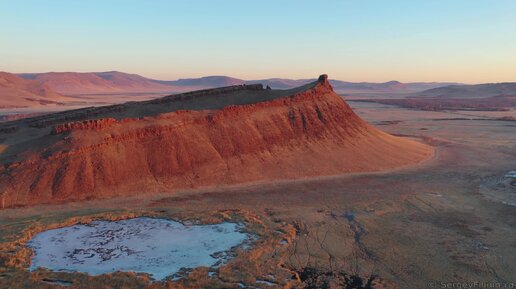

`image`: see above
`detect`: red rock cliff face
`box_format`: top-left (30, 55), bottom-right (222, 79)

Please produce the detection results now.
top-left (0, 75), bottom-right (432, 207)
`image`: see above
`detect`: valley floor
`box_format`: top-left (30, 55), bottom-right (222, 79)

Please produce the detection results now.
top-left (1, 102), bottom-right (515, 289)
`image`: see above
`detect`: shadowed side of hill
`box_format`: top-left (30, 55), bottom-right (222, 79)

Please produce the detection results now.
top-left (0, 75), bottom-right (433, 207)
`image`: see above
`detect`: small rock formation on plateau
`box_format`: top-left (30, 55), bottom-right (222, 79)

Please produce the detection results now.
top-left (0, 75), bottom-right (432, 207)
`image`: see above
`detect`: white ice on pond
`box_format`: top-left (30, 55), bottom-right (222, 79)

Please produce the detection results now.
top-left (505, 171), bottom-right (516, 178)
top-left (28, 217), bottom-right (249, 280)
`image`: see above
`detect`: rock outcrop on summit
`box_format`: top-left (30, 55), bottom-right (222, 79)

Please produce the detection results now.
top-left (0, 75), bottom-right (433, 207)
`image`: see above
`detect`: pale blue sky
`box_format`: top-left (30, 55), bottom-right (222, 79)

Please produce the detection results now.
top-left (1, 0), bottom-right (515, 83)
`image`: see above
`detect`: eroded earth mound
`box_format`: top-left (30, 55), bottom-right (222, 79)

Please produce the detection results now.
top-left (0, 75), bottom-right (432, 207)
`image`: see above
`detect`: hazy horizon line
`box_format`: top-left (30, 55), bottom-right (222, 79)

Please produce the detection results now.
top-left (3, 69), bottom-right (497, 85)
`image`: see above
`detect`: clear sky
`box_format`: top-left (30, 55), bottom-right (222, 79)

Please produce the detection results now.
top-left (1, 0), bottom-right (515, 83)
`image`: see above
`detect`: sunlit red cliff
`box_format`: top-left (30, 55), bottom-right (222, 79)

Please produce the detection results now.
top-left (0, 75), bottom-right (432, 207)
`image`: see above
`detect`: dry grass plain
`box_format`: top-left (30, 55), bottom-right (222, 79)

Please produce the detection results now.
top-left (1, 101), bottom-right (515, 289)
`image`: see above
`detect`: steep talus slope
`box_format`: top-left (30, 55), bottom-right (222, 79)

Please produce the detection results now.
top-left (0, 75), bottom-right (433, 207)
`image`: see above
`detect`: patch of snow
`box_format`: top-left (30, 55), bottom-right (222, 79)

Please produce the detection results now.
top-left (29, 217), bottom-right (248, 280)
top-left (505, 171), bottom-right (516, 178)
top-left (256, 279), bottom-right (277, 286)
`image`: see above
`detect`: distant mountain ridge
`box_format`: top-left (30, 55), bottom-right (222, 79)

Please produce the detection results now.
top-left (165, 77), bottom-right (461, 94)
top-left (327, 80), bottom-right (462, 94)
top-left (0, 72), bottom-right (72, 108)
top-left (155, 76), bottom-right (245, 87)
top-left (16, 71), bottom-right (461, 96)
top-left (4, 70), bottom-right (515, 115)
top-left (18, 71), bottom-right (183, 95)
top-left (416, 82), bottom-right (516, 98)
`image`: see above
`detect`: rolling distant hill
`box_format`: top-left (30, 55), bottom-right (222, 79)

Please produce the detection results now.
top-left (17, 71), bottom-right (458, 96)
top-left (158, 76), bottom-right (309, 90)
top-left (246, 78), bottom-right (310, 89)
top-left (247, 79), bottom-right (459, 94)
top-left (356, 82), bottom-right (516, 112)
top-left (18, 71), bottom-right (181, 95)
top-left (155, 76), bottom-right (245, 87)
top-left (417, 82), bottom-right (516, 98)
top-left (0, 72), bottom-right (72, 108)
top-left (248, 79), bottom-right (459, 94)
top-left (328, 80), bottom-right (461, 94)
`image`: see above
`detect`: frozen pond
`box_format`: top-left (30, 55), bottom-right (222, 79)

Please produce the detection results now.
top-left (28, 217), bottom-right (249, 280)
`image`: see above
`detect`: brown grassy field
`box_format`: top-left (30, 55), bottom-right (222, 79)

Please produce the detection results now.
top-left (351, 96), bottom-right (516, 112)
top-left (0, 101), bottom-right (515, 289)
